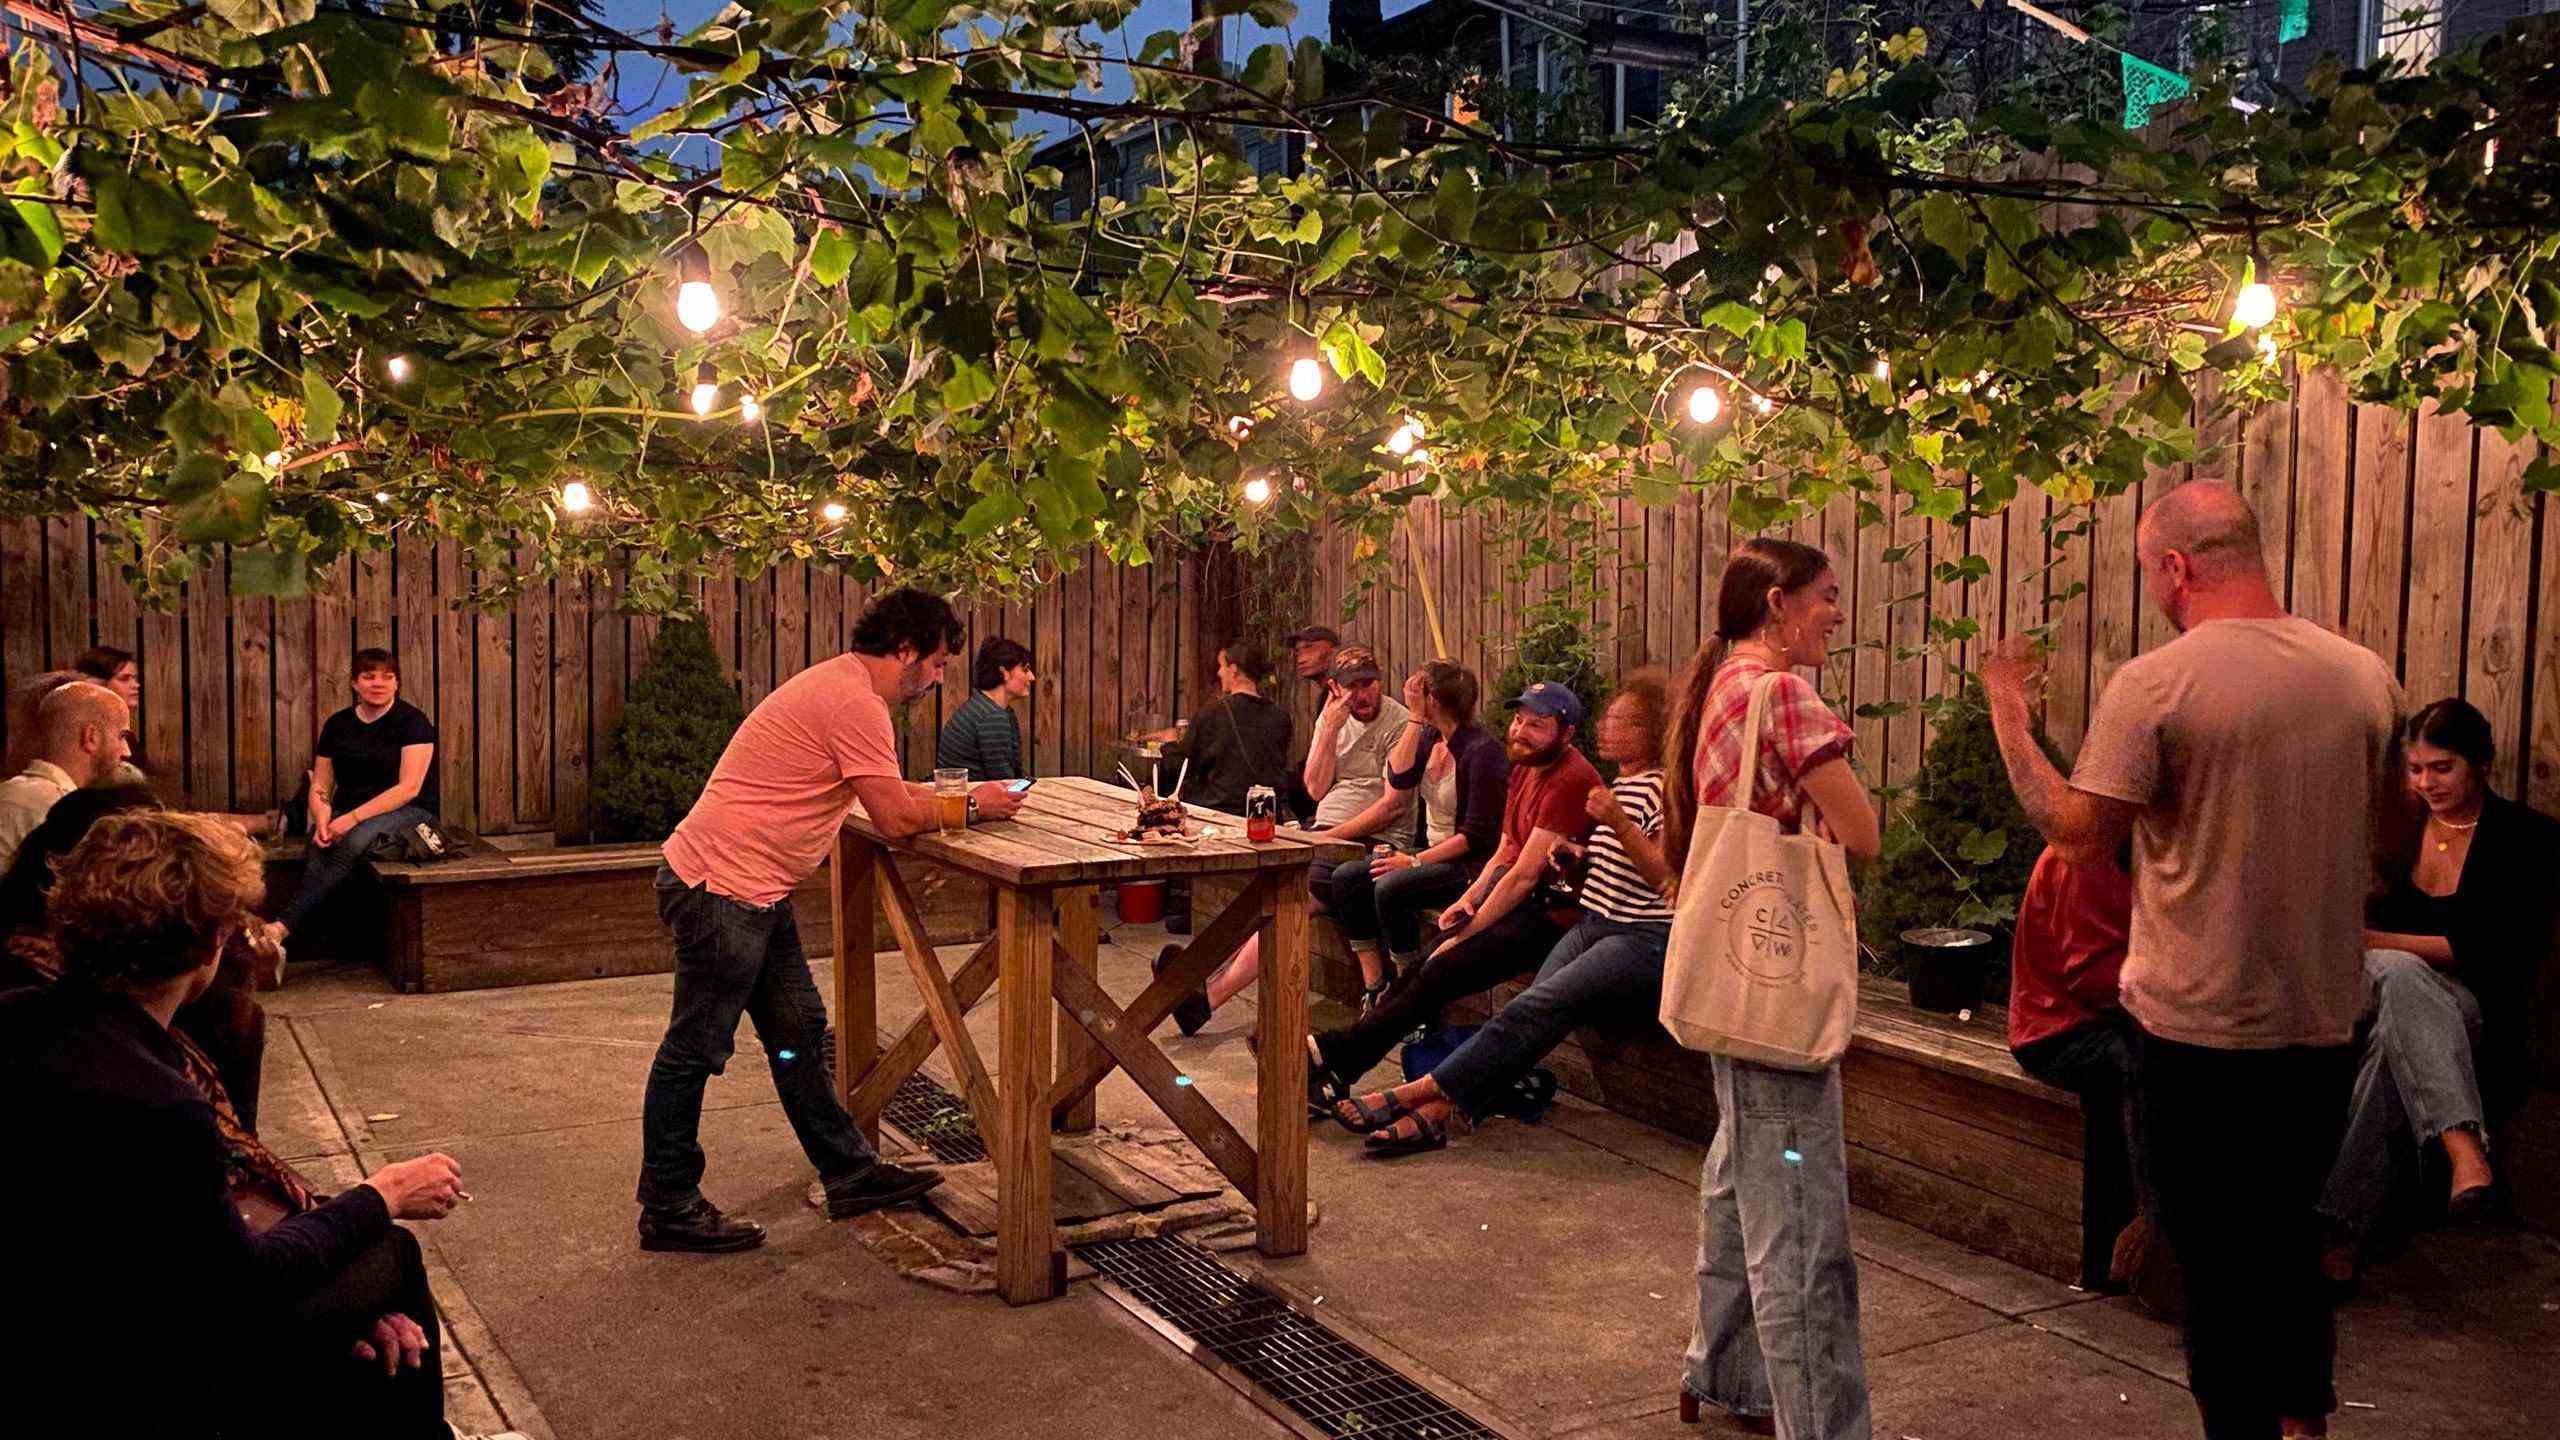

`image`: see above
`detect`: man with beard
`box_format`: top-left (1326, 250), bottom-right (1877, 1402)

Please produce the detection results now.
top-left (1279, 625), bottom-right (1342, 821)
top-left (635, 587), bottom-right (1025, 1254)
top-left (1157, 646), bottom-right (1413, 1034)
top-left (1304, 681), bottom-right (1603, 1138)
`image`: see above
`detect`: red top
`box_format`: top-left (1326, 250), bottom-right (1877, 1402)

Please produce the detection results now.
top-left (1501, 747), bottom-right (1603, 850)
top-left (2006, 850), bottom-right (2134, 1050)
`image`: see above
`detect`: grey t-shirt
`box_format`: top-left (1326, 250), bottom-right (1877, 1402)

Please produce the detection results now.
top-left (2071, 618), bottom-right (2403, 1050)
top-left (1312, 697), bottom-right (1411, 831)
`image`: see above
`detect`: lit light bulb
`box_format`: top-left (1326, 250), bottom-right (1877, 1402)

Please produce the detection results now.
top-left (1752, 393), bottom-right (1775, 414)
top-left (2482, 138), bottom-right (2497, 174)
top-left (1684, 383), bottom-right (1722, 425)
top-left (2232, 281), bottom-right (2278, 330)
top-left (1287, 357), bottom-right (1323, 402)
top-left (374, 491), bottom-right (391, 504)
top-left (821, 501), bottom-right (848, 523)
top-left (738, 392), bottom-right (762, 424)
top-left (1407, 448), bottom-right (1432, 468)
top-left (1872, 358), bottom-right (1892, 381)
top-left (675, 243), bottom-right (719, 334)
top-left (1242, 475), bottom-right (1274, 506)
top-left (261, 451), bottom-right (284, 468)
top-left (1385, 418), bottom-right (1423, 456)
top-left (689, 362), bottom-right (719, 418)
top-left (560, 481), bottom-right (593, 514)
top-left (385, 354), bottom-right (412, 383)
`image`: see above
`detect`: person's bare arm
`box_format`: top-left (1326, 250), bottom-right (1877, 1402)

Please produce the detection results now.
top-left (851, 775), bottom-right (939, 840)
top-left (1983, 642), bottom-right (2140, 860)
top-left (306, 756), bottom-right (336, 842)
top-left (1450, 827), bottom-right (1564, 941)
top-left (330, 746), bottom-right (433, 833)
top-left (1438, 834), bottom-right (1518, 928)
top-left (1303, 686), bottom-right (1347, 801)
top-left (1325, 779), bottom-right (1408, 842)
top-left (2363, 930), bottom-right (2455, 967)
top-left (1590, 785), bottom-right (1677, 893)
top-left (1798, 759), bottom-right (1884, 865)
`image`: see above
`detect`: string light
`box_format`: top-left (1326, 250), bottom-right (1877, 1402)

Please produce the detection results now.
top-left (1872, 357), bottom-right (1892, 381)
top-left (2232, 281), bottom-right (2278, 330)
top-left (1407, 448), bottom-right (1432, 468)
top-left (738, 392), bottom-right (762, 424)
top-left (2482, 137), bottom-right (2497, 174)
top-left (1763, 263), bottom-right (1784, 283)
top-left (384, 354), bottom-right (412, 383)
top-left (1752, 393), bottom-right (1775, 414)
top-left (1287, 357), bottom-right (1324, 403)
top-left (1242, 475), bottom-right (1274, 506)
top-left (1385, 417), bottom-right (1424, 455)
top-left (559, 481), bottom-right (594, 513)
top-left (373, 491), bottom-right (391, 504)
top-left (1684, 382), bottom-right (1722, 425)
top-left (821, 500), bottom-right (848, 523)
top-left (689, 363), bottom-right (719, 418)
top-left (675, 242), bottom-right (720, 334)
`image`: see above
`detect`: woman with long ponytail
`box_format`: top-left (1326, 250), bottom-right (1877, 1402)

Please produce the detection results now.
top-left (1667, 537), bottom-right (1882, 1438)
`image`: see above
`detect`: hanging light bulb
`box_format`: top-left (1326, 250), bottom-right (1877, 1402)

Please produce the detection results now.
top-left (1872, 357), bottom-right (1892, 381)
top-left (261, 450), bottom-right (285, 468)
top-left (1385, 417), bottom-right (1423, 456)
top-left (374, 491), bottom-right (391, 504)
top-left (559, 481), bottom-right (594, 514)
top-left (1407, 448), bottom-right (1433, 468)
top-left (1287, 357), bottom-right (1324, 403)
top-left (1242, 475), bottom-right (1275, 506)
top-left (2232, 281), bottom-right (2278, 330)
top-left (689, 363), bottom-right (720, 418)
top-left (384, 354), bottom-right (412, 383)
top-left (1752, 393), bottom-right (1775, 414)
top-left (821, 500), bottom-right (848, 523)
top-left (2482, 137), bottom-right (2497, 174)
top-left (738, 392), bottom-right (762, 424)
top-left (1684, 383), bottom-right (1722, 425)
top-left (675, 243), bottom-right (720, 334)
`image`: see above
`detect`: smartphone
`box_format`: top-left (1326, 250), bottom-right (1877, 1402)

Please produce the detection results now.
top-left (1004, 778), bottom-right (1036, 793)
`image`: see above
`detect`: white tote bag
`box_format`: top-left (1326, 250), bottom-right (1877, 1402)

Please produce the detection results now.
top-left (1657, 671), bottom-right (1860, 1071)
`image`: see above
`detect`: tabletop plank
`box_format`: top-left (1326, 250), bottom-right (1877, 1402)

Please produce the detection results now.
top-left (1027, 777), bottom-right (1344, 856)
top-left (848, 778), bottom-right (1357, 887)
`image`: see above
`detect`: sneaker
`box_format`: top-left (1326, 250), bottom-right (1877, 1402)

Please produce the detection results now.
top-left (637, 1198), bottom-right (766, 1254)
top-left (1155, 944), bottom-right (1213, 1036)
top-left (823, 1161), bottom-right (943, 1219)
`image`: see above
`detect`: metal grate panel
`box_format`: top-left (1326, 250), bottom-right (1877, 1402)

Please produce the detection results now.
top-left (877, 1069), bottom-right (989, 1164)
top-left (1078, 1236), bottom-right (1502, 1440)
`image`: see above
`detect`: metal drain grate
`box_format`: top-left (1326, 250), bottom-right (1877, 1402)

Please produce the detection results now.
top-left (878, 1069), bottom-right (988, 1164)
top-left (1078, 1236), bottom-right (1503, 1440)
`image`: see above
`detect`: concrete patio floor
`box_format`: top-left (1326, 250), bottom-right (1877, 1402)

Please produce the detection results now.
top-left (260, 924), bottom-right (2560, 1440)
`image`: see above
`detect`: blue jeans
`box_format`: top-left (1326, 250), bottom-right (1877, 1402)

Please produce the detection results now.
top-left (2317, 948), bottom-right (2486, 1240)
top-left (277, 804), bottom-right (434, 931)
top-left (1328, 857), bottom-right (1473, 959)
top-left (636, 867), bottom-right (877, 1211)
top-left (1430, 916), bottom-right (1668, 1117)
top-left (1686, 1056), bottom-right (1871, 1440)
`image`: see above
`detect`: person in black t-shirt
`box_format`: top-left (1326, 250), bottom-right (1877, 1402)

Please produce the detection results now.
top-left (1142, 640), bottom-right (1293, 815)
top-left (266, 648), bottom-right (439, 943)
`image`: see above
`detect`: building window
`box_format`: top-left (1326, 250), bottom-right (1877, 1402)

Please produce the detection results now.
top-left (2366, 0), bottom-right (2444, 69)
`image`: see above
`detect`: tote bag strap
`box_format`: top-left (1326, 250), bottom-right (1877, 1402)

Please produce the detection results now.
top-left (1729, 668), bottom-right (1830, 840)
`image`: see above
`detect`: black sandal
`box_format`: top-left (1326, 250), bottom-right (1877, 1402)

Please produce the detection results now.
top-left (1334, 1091), bottom-right (1410, 1135)
top-left (1363, 1108), bottom-right (1450, 1157)
top-left (1302, 1036), bottom-right (1345, 1113)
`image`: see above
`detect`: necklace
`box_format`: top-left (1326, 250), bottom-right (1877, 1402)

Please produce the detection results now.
top-left (2429, 811), bottom-right (2481, 853)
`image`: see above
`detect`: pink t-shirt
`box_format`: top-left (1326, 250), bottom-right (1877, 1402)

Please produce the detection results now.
top-left (663, 655), bottom-right (903, 905)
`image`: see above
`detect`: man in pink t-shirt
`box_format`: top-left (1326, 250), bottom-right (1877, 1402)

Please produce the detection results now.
top-left (637, 587), bottom-right (1025, 1254)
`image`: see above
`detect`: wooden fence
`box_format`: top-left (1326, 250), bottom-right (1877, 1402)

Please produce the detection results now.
top-left (1312, 370), bottom-right (2559, 817)
top-left (0, 527), bottom-right (1221, 841)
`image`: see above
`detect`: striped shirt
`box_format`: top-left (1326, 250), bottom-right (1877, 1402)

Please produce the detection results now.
top-left (935, 691), bottom-right (1023, 782)
top-left (1581, 772), bottom-right (1674, 925)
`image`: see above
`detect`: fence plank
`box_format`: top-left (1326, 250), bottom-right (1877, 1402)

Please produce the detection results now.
top-left (775, 560), bottom-right (809, 687)
top-left (2044, 497), bottom-right (2093, 755)
top-left (2347, 405), bottom-right (2415, 674)
top-left (229, 577), bottom-right (273, 809)
top-left (310, 558), bottom-right (351, 745)
top-left (1064, 562), bottom-right (1093, 780)
top-left (393, 536), bottom-right (433, 724)
top-left (2401, 402), bottom-right (2473, 707)
top-left (475, 566), bottom-right (515, 833)
top-left (2240, 379), bottom-right (2297, 601)
top-left (274, 592), bottom-right (313, 803)
top-left (45, 516), bottom-right (89, 667)
top-left (555, 571), bottom-right (591, 841)
top-left (187, 551), bottom-right (230, 810)
top-left (515, 551), bottom-right (553, 826)
top-left (95, 525), bottom-right (137, 667)
top-left (2532, 496), bottom-right (2560, 814)
top-left (2467, 430), bottom-right (2537, 797)
top-left (1885, 486), bottom-right (1929, 794)
top-left (1091, 560), bottom-right (1120, 768)
top-left (2291, 369), bottom-right (2353, 629)
top-left (355, 548), bottom-right (392, 650)
top-left (0, 521), bottom-right (40, 696)
top-left (436, 542), bottom-right (477, 833)
top-left (1852, 490), bottom-right (1890, 780)
top-left (140, 538), bottom-right (182, 785)
top-left (2086, 484), bottom-right (2142, 726)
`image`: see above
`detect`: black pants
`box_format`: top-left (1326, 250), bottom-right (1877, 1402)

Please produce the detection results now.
top-left (2014, 1013), bottom-right (2147, 1291)
top-left (2139, 1029), bottom-right (2355, 1439)
top-left (268, 1225), bottom-right (447, 1438)
top-left (1314, 904), bottom-right (1568, 1085)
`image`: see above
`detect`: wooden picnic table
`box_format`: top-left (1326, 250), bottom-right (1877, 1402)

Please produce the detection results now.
top-left (830, 775), bottom-right (1361, 1305)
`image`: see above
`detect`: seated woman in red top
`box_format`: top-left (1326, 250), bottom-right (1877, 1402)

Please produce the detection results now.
top-left (2007, 838), bottom-right (2144, 1293)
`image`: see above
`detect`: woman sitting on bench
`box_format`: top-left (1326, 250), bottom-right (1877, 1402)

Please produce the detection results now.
top-left (1329, 672), bottom-right (1676, 1153)
top-left (2319, 699), bottom-right (2560, 1287)
top-left (265, 647), bottom-right (439, 947)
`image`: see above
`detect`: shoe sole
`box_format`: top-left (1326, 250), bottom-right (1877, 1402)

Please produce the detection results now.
top-left (638, 1229), bottom-right (767, 1254)
top-left (826, 1172), bottom-right (945, 1219)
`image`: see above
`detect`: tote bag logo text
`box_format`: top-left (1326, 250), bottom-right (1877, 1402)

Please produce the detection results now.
top-left (1716, 868), bottom-right (1809, 983)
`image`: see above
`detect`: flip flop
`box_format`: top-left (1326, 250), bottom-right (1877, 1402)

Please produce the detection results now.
top-left (1334, 1092), bottom-right (1410, 1135)
top-left (1362, 1108), bottom-right (1449, 1157)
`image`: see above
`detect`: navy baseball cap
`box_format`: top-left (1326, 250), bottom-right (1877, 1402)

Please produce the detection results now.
top-left (1506, 681), bottom-right (1584, 728)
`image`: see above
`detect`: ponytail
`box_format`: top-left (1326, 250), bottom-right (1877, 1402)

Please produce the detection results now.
top-left (1659, 536), bottom-right (1836, 870)
top-left (1660, 637), bottom-right (1727, 872)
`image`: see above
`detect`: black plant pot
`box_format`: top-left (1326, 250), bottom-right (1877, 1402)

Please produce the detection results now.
top-left (1901, 927), bottom-right (1994, 1015)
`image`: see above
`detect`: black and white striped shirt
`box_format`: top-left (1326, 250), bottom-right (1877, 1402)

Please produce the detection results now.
top-left (1582, 772), bottom-right (1673, 925)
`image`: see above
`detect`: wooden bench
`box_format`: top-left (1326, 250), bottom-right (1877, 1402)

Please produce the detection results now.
top-left (268, 834), bottom-right (993, 993)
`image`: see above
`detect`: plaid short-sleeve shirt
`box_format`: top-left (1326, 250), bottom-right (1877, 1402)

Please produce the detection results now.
top-left (1690, 657), bottom-right (1855, 835)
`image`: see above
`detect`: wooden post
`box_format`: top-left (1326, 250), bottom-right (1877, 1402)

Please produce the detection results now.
top-left (832, 830), bottom-right (879, 1147)
top-left (1054, 886), bottom-right (1101, 1133)
top-left (995, 886), bottom-right (1059, 1304)
top-left (1255, 877), bottom-right (1312, 1257)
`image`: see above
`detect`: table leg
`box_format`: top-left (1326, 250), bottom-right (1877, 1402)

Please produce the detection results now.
top-left (1255, 876), bottom-right (1311, 1257)
top-left (996, 887), bottom-right (1059, 1305)
top-left (1055, 886), bottom-right (1100, 1134)
top-left (832, 831), bottom-right (879, 1147)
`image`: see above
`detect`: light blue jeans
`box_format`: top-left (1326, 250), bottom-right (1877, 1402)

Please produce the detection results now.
top-left (1685, 1056), bottom-right (1872, 1440)
top-left (1429, 915), bottom-right (1668, 1117)
top-left (2316, 948), bottom-right (2486, 1240)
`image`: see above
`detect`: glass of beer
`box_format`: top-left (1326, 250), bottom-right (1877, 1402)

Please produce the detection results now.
top-left (1245, 785), bottom-right (1278, 842)
top-left (933, 768), bottom-right (970, 833)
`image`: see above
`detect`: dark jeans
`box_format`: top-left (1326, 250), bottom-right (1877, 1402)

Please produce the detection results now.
top-left (279, 804), bottom-right (435, 932)
top-left (1328, 857), bottom-right (1475, 958)
top-left (267, 1224), bottom-right (446, 1438)
top-left (1315, 903), bottom-right (1568, 1085)
top-left (2140, 1029), bottom-right (2355, 1439)
top-left (638, 867), bottom-right (878, 1211)
top-left (1431, 916), bottom-right (1669, 1117)
top-left (2014, 1012), bottom-right (2150, 1291)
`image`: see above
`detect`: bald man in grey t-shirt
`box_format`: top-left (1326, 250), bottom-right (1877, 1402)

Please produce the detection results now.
top-left (1981, 482), bottom-right (2408, 1440)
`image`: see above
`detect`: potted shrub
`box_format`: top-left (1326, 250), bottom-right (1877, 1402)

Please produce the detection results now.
top-left (594, 618), bottom-right (744, 842)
